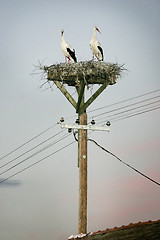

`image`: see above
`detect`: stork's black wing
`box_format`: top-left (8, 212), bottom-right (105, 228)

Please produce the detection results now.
top-left (67, 48), bottom-right (77, 62)
top-left (97, 46), bottom-right (103, 61)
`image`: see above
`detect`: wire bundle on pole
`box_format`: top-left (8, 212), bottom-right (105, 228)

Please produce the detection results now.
top-left (0, 89), bottom-right (159, 185)
top-left (0, 123), bottom-right (75, 184)
top-left (87, 89), bottom-right (160, 124)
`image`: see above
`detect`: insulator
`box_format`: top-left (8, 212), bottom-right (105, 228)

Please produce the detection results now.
top-left (60, 117), bottom-right (64, 122)
top-left (68, 128), bottom-right (72, 133)
top-left (106, 121), bottom-right (111, 126)
top-left (91, 119), bottom-right (95, 125)
top-left (75, 118), bottom-right (80, 124)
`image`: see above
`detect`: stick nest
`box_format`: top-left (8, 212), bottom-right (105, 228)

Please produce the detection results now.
top-left (41, 61), bottom-right (125, 87)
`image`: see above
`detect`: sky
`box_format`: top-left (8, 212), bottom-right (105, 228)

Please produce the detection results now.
top-left (0, 0), bottom-right (160, 239)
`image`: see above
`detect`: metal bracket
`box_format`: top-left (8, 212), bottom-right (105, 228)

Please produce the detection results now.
top-left (61, 123), bottom-right (110, 132)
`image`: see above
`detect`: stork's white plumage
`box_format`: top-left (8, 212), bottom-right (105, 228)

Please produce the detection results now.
top-left (90, 26), bottom-right (103, 61)
top-left (61, 29), bottom-right (77, 63)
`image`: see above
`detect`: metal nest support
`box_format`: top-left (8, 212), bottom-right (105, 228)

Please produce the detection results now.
top-left (41, 61), bottom-right (125, 87)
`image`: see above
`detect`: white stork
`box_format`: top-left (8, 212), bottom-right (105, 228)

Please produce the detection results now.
top-left (90, 26), bottom-right (103, 61)
top-left (61, 29), bottom-right (77, 63)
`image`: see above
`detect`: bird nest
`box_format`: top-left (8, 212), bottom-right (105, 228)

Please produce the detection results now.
top-left (41, 61), bottom-right (125, 87)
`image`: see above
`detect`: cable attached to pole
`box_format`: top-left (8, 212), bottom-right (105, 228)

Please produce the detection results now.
top-left (88, 138), bottom-right (160, 187)
top-left (0, 141), bottom-right (75, 184)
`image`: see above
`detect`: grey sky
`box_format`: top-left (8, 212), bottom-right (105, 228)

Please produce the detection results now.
top-left (0, 0), bottom-right (160, 239)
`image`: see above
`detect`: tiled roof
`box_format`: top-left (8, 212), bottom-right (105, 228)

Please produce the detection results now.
top-left (68, 220), bottom-right (160, 240)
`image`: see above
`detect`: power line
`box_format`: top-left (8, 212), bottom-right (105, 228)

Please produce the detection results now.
top-left (96, 105), bottom-right (160, 124)
top-left (63, 91), bottom-right (160, 124)
top-left (0, 141), bottom-right (75, 184)
top-left (1, 89), bottom-right (159, 163)
top-left (91, 95), bottom-right (160, 120)
top-left (0, 132), bottom-right (70, 176)
top-left (96, 102), bottom-right (160, 124)
top-left (110, 105), bottom-right (160, 122)
top-left (0, 115), bottom-right (78, 163)
top-left (88, 89), bottom-right (160, 114)
top-left (0, 123), bottom-right (58, 161)
top-left (0, 129), bottom-right (65, 169)
top-left (88, 138), bottom-right (160, 187)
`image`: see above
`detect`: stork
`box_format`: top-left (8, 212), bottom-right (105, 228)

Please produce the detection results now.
top-left (61, 29), bottom-right (77, 63)
top-left (90, 26), bottom-right (103, 61)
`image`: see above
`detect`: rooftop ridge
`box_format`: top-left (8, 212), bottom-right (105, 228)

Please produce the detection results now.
top-left (68, 219), bottom-right (160, 240)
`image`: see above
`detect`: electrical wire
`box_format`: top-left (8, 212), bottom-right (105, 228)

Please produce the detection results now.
top-left (1, 89), bottom-right (159, 182)
top-left (0, 123), bottom-right (58, 161)
top-left (1, 104), bottom-right (159, 184)
top-left (95, 99), bottom-right (160, 123)
top-left (90, 95), bottom-right (160, 120)
top-left (0, 117), bottom-right (77, 163)
top-left (88, 89), bottom-right (160, 114)
top-left (96, 103), bottom-right (160, 125)
top-left (0, 132), bottom-right (70, 176)
top-left (0, 141), bottom-right (75, 184)
top-left (1, 89), bottom-right (159, 163)
top-left (88, 138), bottom-right (160, 187)
top-left (0, 129), bottom-right (65, 169)
top-left (110, 105), bottom-right (160, 122)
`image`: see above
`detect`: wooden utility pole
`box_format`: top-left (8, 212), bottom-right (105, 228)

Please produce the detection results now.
top-left (78, 112), bottom-right (87, 233)
top-left (43, 61), bottom-right (123, 234)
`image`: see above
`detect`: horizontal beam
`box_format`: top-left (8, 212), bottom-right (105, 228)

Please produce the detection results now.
top-left (61, 124), bottom-right (110, 132)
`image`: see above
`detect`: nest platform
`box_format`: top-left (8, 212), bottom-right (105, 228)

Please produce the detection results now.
top-left (42, 61), bottom-right (124, 87)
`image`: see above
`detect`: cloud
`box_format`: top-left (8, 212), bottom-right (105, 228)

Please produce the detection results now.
top-left (0, 178), bottom-right (21, 187)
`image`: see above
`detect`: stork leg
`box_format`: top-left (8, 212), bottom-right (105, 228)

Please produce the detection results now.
top-left (65, 56), bottom-right (67, 63)
top-left (93, 53), bottom-right (94, 61)
top-left (98, 52), bottom-right (100, 61)
top-left (68, 58), bottom-right (70, 63)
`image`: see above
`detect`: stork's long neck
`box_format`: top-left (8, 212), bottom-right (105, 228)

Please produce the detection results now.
top-left (61, 32), bottom-right (64, 43)
top-left (93, 28), bottom-right (97, 40)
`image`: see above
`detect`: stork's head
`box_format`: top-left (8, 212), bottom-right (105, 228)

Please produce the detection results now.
top-left (61, 29), bottom-right (64, 36)
top-left (94, 26), bottom-right (101, 34)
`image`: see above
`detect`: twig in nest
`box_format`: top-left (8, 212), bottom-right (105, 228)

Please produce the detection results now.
top-left (40, 80), bottom-right (54, 91)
